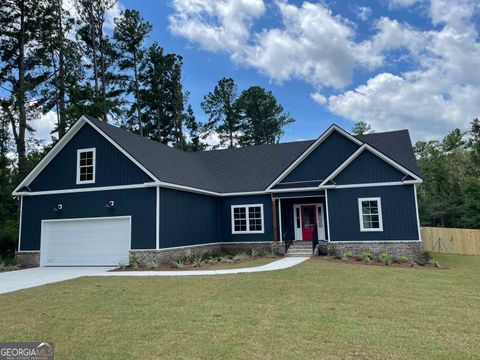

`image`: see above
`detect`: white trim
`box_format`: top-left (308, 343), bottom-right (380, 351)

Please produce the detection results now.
top-left (325, 189), bottom-right (331, 242)
top-left (358, 197), bottom-right (384, 232)
top-left (17, 196), bottom-right (23, 252)
top-left (278, 199), bottom-right (283, 242)
top-left (292, 203), bottom-right (325, 241)
top-left (12, 115), bottom-right (160, 195)
top-left (14, 182), bottom-right (158, 196)
top-left (13, 116), bottom-right (87, 193)
top-left (321, 181), bottom-right (421, 190)
top-left (156, 186), bottom-right (160, 249)
top-left (414, 184), bottom-right (422, 242)
top-left (269, 187), bottom-right (323, 193)
top-left (133, 241), bottom-right (274, 252)
top-left (273, 194), bottom-right (325, 199)
top-left (320, 144), bottom-right (422, 187)
top-left (266, 125), bottom-right (363, 190)
top-left (329, 240), bottom-right (421, 243)
top-left (231, 204), bottom-right (265, 234)
top-left (84, 117), bottom-right (159, 182)
top-left (40, 215), bottom-right (132, 267)
top-left (76, 147), bottom-right (96, 184)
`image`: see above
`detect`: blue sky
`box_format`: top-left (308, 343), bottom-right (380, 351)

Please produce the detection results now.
top-left (33, 0), bottom-right (480, 144)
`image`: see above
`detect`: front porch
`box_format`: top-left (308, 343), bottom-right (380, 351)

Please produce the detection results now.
top-left (272, 191), bottom-right (328, 255)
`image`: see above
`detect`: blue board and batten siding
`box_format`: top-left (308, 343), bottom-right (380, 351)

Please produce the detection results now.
top-left (332, 150), bottom-right (408, 185)
top-left (20, 188), bottom-right (156, 250)
top-left (281, 130), bottom-right (359, 184)
top-left (159, 188), bottom-right (218, 248)
top-left (327, 185), bottom-right (419, 241)
top-left (29, 124), bottom-right (153, 191)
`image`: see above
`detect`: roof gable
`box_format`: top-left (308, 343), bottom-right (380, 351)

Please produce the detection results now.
top-left (266, 125), bottom-right (362, 190)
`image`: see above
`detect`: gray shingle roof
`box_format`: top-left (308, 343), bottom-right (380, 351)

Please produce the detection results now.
top-left (86, 116), bottom-right (420, 194)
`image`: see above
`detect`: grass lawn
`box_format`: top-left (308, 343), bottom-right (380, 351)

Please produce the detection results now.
top-left (1, 254), bottom-right (479, 359)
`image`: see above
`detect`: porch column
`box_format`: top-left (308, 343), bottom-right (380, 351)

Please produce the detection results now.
top-left (272, 197), bottom-right (278, 242)
top-left (278, 199), bottom-right (283, 242)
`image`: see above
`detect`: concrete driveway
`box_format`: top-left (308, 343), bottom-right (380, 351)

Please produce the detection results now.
top-left (0, 267), bottom-right (113, 295)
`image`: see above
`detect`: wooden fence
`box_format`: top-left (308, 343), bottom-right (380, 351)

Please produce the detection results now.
top-left (421, 226), bottom-right (480, 255)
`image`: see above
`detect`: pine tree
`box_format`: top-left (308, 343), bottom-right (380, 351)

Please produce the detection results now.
top-left (114, 9), bottom-right (152, 137)
top-left (183, 104), bottom-right (205, 152)
top-left (351, 121), bottom-right (373, 135)
top-left (201, 78), bottom-right (241, 148)
top-left (236, 86), bottom-right (294, 146)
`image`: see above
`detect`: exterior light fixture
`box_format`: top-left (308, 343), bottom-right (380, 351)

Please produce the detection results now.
top-left (105, 201), bottom-right (114, 208)
top-left (53, 204), bottom-right (63, 211)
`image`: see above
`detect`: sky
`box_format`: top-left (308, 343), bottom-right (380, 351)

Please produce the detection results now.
top-left (34, 0), bottom-right (480, 144)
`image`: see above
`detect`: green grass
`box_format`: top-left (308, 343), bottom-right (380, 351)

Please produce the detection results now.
top-left (1, 253), bottom-right (479, 359)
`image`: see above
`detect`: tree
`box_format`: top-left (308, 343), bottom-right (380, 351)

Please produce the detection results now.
top-left (0, 0), bottom-right (53, 177)
top-left (114, 9), bottom-right (152, 137)
top-left (75, 0), bottom-right (117, 122)
top-left (139, 42), bottom-right (182, 144)
top-left (183, 104), bottom-right (205, 152)
top-left (351, 121), bottom-right (373, 135)
top-left (201, 78), bottom-right (241, 148)
top-left (236, 86), bottom-right (294, 146)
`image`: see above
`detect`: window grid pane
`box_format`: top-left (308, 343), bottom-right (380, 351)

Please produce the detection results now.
top-left (361, 200), bottom-right (380, 229)
top-left (233, 205), bottom-right (263, 233)
top-left (78, 150), bottom-right (94, 182)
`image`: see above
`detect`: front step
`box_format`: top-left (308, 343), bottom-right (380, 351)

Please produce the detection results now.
top-left (286, 241), bottom-right (314, 257)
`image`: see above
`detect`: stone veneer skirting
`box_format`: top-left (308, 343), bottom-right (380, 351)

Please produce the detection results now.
top-left (132, 242), bottom-right (285, 265)
top-left (15, 251), bottom-right (40, 267)
top-left (318, 241), bottom-right (424, 260)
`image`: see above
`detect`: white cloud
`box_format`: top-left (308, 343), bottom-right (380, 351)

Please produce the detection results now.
top-left (169, 0), bottom-right (480, 140)
top-left (310, 92), bottom-right (327, 105)
top-left (355, 6), bottom-right (372, 21)
top-left (30, 111), bottom-right (57, 143)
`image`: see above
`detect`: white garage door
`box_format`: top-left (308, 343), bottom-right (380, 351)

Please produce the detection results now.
top-left (41, 217), bottom-right (131, 266)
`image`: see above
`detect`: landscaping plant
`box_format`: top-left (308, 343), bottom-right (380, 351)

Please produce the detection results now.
top-left (361, 252), bottom-right (373, 263)
top-left (379, 252), bottom-right (393, 266)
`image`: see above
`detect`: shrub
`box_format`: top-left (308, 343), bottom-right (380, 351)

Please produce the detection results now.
top-left (128, 253), bottom-right (140, 269)
top-left (361, 252), bottom-right (373, 263)
top-left (192, 255), bottom-right (205, 268)
top-left (434, 260), bottom-right (441, 268)
top-left (422, 251), bottom-right (433, 263)
top-left (379, 252), bottom-right (392, 266)
top-left (147, 262), bottom-right (157, 270)
top-left (205, 256), bottom-right (219, 264)
top-left (341, 251), bottom-right (352, 261)
top-left (251, 248), bottom-right (261, 257)
top-left (117, 262), bottom-right (127, 269)
top-left (327, 244), bottom-right (339, 258)
top-left (233, 252), bottom-right (248, 262)
top-left (172, 257), bottom-right (187, 269)
top-left (398, 256), bottom-right (415, 266)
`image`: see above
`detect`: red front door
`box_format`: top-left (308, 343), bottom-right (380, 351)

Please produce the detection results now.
top-left (301, 205), bottom-right (317, 241)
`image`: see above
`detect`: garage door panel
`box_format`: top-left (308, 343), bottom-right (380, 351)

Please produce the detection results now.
top-left (41, 217), bottom-right (131, 266)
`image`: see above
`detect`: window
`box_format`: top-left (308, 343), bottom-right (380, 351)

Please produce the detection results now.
top-left (231, 204), bottom-right (264, 234)
top-left (76, 148), bottom-right (96, 184)
top-left (358, 197), bottom-right (383, 232)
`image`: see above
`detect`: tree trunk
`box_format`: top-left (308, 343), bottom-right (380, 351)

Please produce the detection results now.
top-left (133, 53), bottom-right (142, 137)
top-left (99, 24), bottom-right (107, 122)
top-left (57, 2), bottom-right (66, 138)
top-left (17, 0), bottom-right (27, 178)
top-left (91, 20), bottom-right (99, 98)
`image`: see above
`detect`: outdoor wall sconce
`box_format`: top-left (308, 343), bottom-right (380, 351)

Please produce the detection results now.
top-left (53, 204), bottom-right (63, 212)
top-left (104, 200), bottom-right (115, 208)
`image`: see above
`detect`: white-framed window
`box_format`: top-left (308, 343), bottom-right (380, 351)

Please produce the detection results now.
top-left (231, 204), bottom-right (264, 234)
top-left (76, 148), bottom-right (96, 184)
top-left (358, 197), bottom-right (383, 232)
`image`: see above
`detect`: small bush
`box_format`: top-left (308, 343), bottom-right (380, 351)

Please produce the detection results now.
top-left (327, 244), bottom-right (339, 258)
top-left (251, 248), bottom-right (261, 257)
top-left (434, 260), bottom-right (441, 268)
top-left (205, 256), bottom-right (219, 264)
top-left (128, 253), bottom-right (140, 269)
top-left (233, 252), bottom-right (248, 262)
top-left (422, 251), bottom-right (433, 263)
top-left (398, 256), bottom-right (415, 266)
top-left (192, 255), bottom-right (205, 267)
top-left (341, 251), bottom-right (352, 261)
top-left (172, 257), bottom-right (187, 269)
top-left (379, 252), bottom-right (392, 266)
top-left (147, 262), bottom-right (157, 270)
top-left (361, 252), bottom-right (373, 263)
top-left (118, 262), bottom-right (127, 269)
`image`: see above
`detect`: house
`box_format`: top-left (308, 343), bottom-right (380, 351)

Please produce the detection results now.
top-left (13, 115), bottom-right (424, 267)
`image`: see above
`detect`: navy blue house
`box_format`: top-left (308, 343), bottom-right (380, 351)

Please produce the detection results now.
top-left (14, 115), bottom-right (424, 266)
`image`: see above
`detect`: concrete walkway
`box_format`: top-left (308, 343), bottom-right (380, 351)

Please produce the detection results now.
top-left (0, 257), bottom-right (309, 294)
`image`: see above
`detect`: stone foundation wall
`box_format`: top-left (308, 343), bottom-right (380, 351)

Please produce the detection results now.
top-left (318, 241), bottom-right (424, 260)
top-left (15, 251), bottom-right (40, 267)
top-left (131, 242), bottom-right (285, 265)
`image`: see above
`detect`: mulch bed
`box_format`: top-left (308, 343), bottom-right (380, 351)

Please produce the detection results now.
top-left (313, 256), bottom-right (448, 269)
